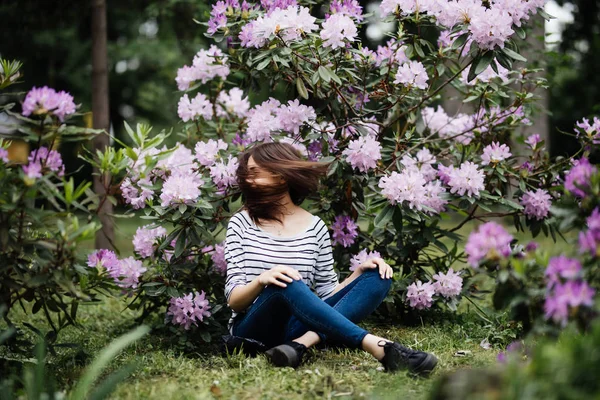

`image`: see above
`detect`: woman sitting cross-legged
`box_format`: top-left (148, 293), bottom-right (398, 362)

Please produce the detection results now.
top-left (224, 141), bottom-right (438, 374)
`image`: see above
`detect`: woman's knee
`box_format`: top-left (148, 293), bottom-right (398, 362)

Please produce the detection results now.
top-left (262, 278), bottom-right (309, 296)
top-left (359, 268), bottom-right (392, 294)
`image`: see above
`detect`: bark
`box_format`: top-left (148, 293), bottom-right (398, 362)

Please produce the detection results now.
top-left (91, 0), bottom-right (114, 250)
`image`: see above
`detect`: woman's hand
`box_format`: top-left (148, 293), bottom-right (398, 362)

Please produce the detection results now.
top-left (357, 257), bottom-right (393, 279)
top-left (258, 265), bottom-right (302, 288)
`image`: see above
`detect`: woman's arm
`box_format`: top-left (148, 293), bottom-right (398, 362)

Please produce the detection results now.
top-left (227, 278), bottom-right (265, 313)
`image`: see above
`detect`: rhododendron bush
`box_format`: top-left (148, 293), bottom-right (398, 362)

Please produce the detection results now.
top-left (0, 59), bottom-right (114, 347)
top-left (88, 0), bottom-right (599, 340)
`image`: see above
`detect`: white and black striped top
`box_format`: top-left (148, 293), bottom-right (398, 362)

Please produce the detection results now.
top-left (224, 209), bottom-right (339, 334)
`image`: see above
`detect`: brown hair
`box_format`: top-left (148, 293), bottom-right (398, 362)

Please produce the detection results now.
top-left (236, 142), bottom-right (332, 225)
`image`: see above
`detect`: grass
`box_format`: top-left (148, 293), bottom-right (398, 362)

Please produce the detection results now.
top-left (2, 296), bottom-right (500, 399)
top-left (4, 211), bottom-right (576, 399)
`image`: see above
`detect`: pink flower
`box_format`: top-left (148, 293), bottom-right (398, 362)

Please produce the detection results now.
top-left (342, 135), bottom-right (382, 172)
top-left (117, 257), bottom-right (147, 289)
top-left (211, 242), bottom-right (227, 275)
top-left (564, 157), bottom-right (597, 198)
top-left (579, 208), bottom-right (600, 257)
top-left (525, 134), bottom-right (542, 149)
top-left (394, 61), bottom-right (429, 90)
top-left (481, 142), bottom-right (512, 165)
top-left (87, 249), bottom-right (121, 280)
top-left (133, 226), bottom-right (168, 258)
top-left (321, 13), bottom-right (358, 49)
top-left (406, 280), bottom-right (435, 309)
top-left (177, 93), bottom-right (213, 122)
top-left (159, 171), bottom-right (204, 207)
top-left (446, 161), bottom-right (485, 198)
top-left (210, 156), bottom-right (239, 194)
top-left (465, 222), bottom-right (513, 268)
top-left (432, 268), bottom-right (463, 298)
top-left (26, 147), bottom-right (65, 176)
top-left (195, 139), bottom-right (228, 167)
top-left (167, 291), bottom-right (212, 330)
top-left (217, 88), bottom-right (250, 119)
top-left (331, 215), bottom-right (359, 247)
top-left (520, 189), bottom-right (552, 220)
top-left (121, 177), bottom-right (154, 210)
top-left (22, 86), bottom-right (76, 121)
top-left (545, 255), bottom-right (582, 288)
top-left (0, 148), bottom-right (8, 163)
top-left (350, 249), bottom-right (382, 271)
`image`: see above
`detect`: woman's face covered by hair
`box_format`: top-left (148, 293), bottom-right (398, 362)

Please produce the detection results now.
top-left (236, 142), bottom-right (331, 225)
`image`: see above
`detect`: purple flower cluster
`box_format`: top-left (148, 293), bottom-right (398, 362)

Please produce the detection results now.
top-left (210, 155), bottom-right (239, 194)
top-left (320, 13), bottom-right (358, 49)
top-left (207, 0), bottom-right (253, 36)
top-left (432, 268), bottom-right (463, 298)
top-left (564, 157), bottom-right (597, 198)
top-left (23, 147), bottom-right (65, 179)
top-left (380, 0), bottom-right (544, 50)
top-left (210, 242), bottom-right (227, 275)
top-left (22, 86), bottom-right (76, 121)
top-left (465, 222), bottom-right (513, 268)
top-left (133, 226), bottom-right (168, 258)
top-left (195, 139), bottom-right (229, 167)
top-left (393, 60), bottom-right (429, 90)
top-left (240, 6), bottom-right (317, 48)
top-left (328, 0), bottom-right (363, 21)
top-left (88, 250), bottom-right (147, 289)
top-left (444, 161), bottom-right (486, 198)
top-left (525, 134), bottom-right (542, 150)
top-left (245, 98), bottom-right (316, 143)
top-left (406, 268), bottom-right (463, 309)
top-left (579, 208), bottom-right (600, 257)
top-left (481, 142), bottom-right (512, 165)
top-left (331, 215), bottom-right (359, 247)
top-left (575, 116), bottom-right (600, 145)
top-left (406, 280), bottom-right (435, 309)
top-left (167, 291), bottom-right (212, 330)
top-left (175, 46), bottom-right (230, 91)
top-left (378, 168), bottom-right (447, 215)
top-left (0, 147), bottom-right (8, 163)
top-left (349, 249), bottom-right (382, 271)
top-left (544, 255), bottom-right (594, 326)
top-left (342, 134), bottom-right (382, 172)
top-left (520, 189), bottom-right (552, 220)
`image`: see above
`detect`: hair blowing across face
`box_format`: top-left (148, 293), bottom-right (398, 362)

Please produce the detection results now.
top-left (236, 142), bottom-right (332, 225)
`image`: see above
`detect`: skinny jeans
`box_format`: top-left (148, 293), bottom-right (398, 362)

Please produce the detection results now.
top-left (231, 268), bottom-right (392, 349)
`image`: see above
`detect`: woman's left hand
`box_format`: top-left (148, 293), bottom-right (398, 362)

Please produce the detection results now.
top-left (357, 257), bottom-right (393, 279)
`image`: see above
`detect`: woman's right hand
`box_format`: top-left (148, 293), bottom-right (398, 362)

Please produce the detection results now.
top-left (258, 265), bottom-right (302, 288)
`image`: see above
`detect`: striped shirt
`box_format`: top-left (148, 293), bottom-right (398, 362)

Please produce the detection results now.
top-left (224, 209), bottom-right (339, 334)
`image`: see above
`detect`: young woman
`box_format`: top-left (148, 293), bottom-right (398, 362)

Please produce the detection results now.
top-left (224, 141), bottom-right (437, 374)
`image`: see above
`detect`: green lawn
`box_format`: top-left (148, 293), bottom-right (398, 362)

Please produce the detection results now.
top-left (2, 296), bottom-right (500, 399)
top-left (4, 213), bottom-right (576, 399)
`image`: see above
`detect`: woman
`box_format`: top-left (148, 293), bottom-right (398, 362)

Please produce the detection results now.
top-left (224, 141), bottom-right (437, 374)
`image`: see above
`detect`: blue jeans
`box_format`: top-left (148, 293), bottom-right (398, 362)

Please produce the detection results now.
top-left (231, 268), bottom-right (392, 349)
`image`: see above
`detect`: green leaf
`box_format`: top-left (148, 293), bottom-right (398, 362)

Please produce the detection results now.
top-left (451, 32), bottom-right (470, 50)
top-left (318, 66), bottom-right (331, 83)
top-left (475, 51), bottom-right (495, 75)
top-left (502, 47), bottom-right (527, 62)
top-left (256, 58), bottom-right (271, 71)
top-left (296, 77), bottom-right (308, 99)
top-left (374, 204), bottom-right (395, 228)
top-left (69, 326), bottom-right (149, 400)
top-left (514, 26), bottom-right (526, 40)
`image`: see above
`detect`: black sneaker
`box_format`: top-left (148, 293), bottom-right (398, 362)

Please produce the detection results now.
top-left (377, 340), bottom-right (438, 375)
top-left (264, 341), bottom-right (308, 369)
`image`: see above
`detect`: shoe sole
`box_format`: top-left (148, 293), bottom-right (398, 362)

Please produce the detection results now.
top-left (265, 345), bottom-right (299, 368)
top-left (410, 353), bottom-right (438, 375)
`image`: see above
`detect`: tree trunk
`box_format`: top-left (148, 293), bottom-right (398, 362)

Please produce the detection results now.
top-left (91, 0), bottom-right (114, 250)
